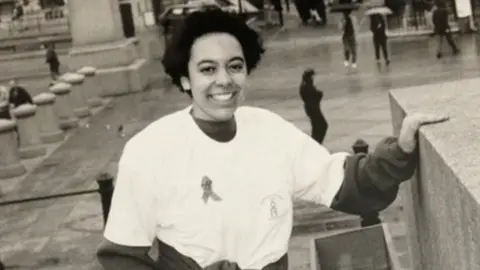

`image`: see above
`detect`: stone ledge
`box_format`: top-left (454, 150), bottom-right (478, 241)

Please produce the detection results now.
top-left (389, 77), bottom-right (480, 270)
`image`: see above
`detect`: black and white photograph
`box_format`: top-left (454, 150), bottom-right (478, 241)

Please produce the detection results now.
top-left (0, 0), bottom-right (477, 269)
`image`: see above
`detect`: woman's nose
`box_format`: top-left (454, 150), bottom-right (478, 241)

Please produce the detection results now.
top-left (215, 69), bottom-right (233, 85)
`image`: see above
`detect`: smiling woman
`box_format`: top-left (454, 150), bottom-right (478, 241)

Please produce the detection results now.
top-left (96, 8), bottom-right (448, 270)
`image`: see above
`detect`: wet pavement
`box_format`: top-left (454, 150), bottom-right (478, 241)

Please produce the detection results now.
top-left (1, 30), bottom-right (480, 269)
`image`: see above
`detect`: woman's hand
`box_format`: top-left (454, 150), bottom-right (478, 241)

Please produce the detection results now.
top-left (398, 113), bottom-right (449, 153)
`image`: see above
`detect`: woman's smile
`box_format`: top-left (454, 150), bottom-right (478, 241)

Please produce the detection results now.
top-left (208, 91), bottom-right (239, 104)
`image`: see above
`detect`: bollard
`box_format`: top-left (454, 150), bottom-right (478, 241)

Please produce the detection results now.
top-left (96, 172), bottom-right (114, 226)
top-left (352, 139), bottom-right (382, 227)
top-left (49, 82), bottom-right (78, 130)
top-left (0, 119), bottom-right (26, 179)
top-left (12, 104), bottom-right (46, 159)
top-left (59, 72), bottom-right (90, 118)
top-left (77, 66), bottom-right (103, 108)
top-left (33, 93), bottom-right (64, 144)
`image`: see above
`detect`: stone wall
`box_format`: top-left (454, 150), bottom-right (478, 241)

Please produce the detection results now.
top-left (389, 78), bottom-right (480, 270)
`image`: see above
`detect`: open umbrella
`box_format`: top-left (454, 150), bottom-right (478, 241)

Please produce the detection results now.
top-left (365, 6), bottom-right (392, 15)
top-left (329, 3), bottom-right (360, 13)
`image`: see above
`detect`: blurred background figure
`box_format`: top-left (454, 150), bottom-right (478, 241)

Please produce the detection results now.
top-left (339, 10), bottom-right (359, 68)
top-left (8, 79), bottom-right (33, 109)
top-left (369, 13), bottom-right (390, 65)
top-left (45, 43), bottom-right (61, 80)
top-left (0, 85), bottom-right (11, 120)
top-left (432, 0), bottom-right (459, 58)
top-left (299, 68), bottom-right (328, 144)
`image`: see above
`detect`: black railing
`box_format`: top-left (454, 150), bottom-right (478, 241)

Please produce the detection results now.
top-left (0, 172), bottom-right (115, 269)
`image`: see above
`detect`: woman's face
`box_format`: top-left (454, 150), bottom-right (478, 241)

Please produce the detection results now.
top-left (181, 32), bottom-right (247, 121)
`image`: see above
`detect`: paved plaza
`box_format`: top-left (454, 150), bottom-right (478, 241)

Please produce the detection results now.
top-left (1, 26), bottom-right (480, 269)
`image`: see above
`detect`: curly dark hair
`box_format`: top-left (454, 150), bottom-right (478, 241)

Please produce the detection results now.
top-left (161, 9), bottom-right (266, 94)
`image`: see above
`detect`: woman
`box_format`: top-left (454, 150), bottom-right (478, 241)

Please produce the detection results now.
top-left (370, 14), bottom-right (390, 66)
top-left (96, 9), bottom-right (447, 270)
top-left (299, 68), bottom-right (328, 144)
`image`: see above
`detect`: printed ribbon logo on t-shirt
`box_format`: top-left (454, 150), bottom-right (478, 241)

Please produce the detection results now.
top-left (201, 176), bottom-right (222, 204)
top-left (262, 194), bottom-right (288, 220)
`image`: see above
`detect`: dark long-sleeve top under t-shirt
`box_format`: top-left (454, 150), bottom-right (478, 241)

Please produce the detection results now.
top-left (96, 105), bottom-right (416, 270)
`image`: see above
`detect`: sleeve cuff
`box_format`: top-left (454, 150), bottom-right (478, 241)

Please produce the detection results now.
top-left (321, 152), bottom-right (351, 207)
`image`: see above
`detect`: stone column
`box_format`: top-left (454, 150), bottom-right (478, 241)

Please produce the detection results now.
top-left (33, 92), bottom-right (65, 144)
top-left (0, 120), bottom-right (26, 179)
top-left (11, 105), bottom-right (46, 159)
top-left (67, 0), bottom-right (149, 96)
top-left (59, 72), bottom-right (91, 118)
top-left (76, 66), bottom-right (103, 108)
top-left (49, 82), bottom-right (79, 130)
top-left (68, 0), bottom-right (124, 47)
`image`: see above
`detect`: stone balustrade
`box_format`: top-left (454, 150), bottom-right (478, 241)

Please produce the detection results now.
top-left (49, 82), bottom-right (78, 130)
top-left (33, 92), bottom-right (65, 144)
top-left (59, 72), bottom-right (91, 118)
top-left (77, 66), bottom-right (103, 108)
top-left (0, 120), bottom-right (26, 179)
top-left (11, 104), bottom-right (46, 159)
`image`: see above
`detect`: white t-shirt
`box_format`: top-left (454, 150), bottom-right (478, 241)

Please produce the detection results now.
top-left (104, 105), bottom-right (349, 269)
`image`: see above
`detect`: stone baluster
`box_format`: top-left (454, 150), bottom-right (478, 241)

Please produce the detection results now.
top-left (33, 92), bottom-right (65, 144)
top-left (49, 82), bottom-right (78, 130)
top-left (77, 66), bottom-right (103, 108)
top-left (0, 120), bottom-right (26, 179)
top-left (11, 104), bottom-right (46, 159)
top-left (59, 72), bottom-right (91, 118)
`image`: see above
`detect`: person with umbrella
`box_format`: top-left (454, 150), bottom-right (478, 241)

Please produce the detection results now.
top-left (96, 9), bottom-right (448, 270)
top-left (299, 68), bottom-right (328, 144)
top-left (365, 7), bottom-right (391, 66)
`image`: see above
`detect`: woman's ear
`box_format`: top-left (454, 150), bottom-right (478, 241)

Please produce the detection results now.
top-left (180, 76), bottom-right (191, 91)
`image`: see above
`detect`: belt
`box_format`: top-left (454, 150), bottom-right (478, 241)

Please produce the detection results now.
top-left (154, 239), bottom-right (288, 270)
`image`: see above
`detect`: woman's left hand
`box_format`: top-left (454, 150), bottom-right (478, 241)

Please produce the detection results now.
top-left (398, 113), bottom-right (449, 153)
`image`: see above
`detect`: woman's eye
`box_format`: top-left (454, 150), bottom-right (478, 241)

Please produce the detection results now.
top-left (229, 63), bottom-right (244, 72)
top-left (200, 67), bottom-right (216, 74)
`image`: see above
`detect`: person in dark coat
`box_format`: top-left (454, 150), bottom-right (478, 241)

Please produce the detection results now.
top-left (8, 80), bottom-right (33, 108)
top-left (45, 43), bottom-right (60, 80)
top-left (300, 68), bottom-right (328, 144)
top-left (370, 14), bottom-right (390, 65)
top-left (294, 0), bottom-right (313, 24)
top-left (270, 0), bottom-right (284, 26)
top-left (432, 0), bottom-right (459, 58)
top-left (0, 86), bottom-right (11, 120)
top-left (309, 0), bottom-right (327, 25)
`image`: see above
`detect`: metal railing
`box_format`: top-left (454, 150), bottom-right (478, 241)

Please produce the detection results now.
top-left (0, 172), bottom-right (115, 269)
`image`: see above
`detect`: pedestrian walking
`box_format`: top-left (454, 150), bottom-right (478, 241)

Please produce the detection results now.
top-left (96, 9), bottom-right (448, 270)
top-left (309, 0), bottom-right (327, 25)
top-left (432, 0), bottom-right (459, 58)
top-left (300, 68), bottom-right (328, 144)
top-left (370, 14), bottom-right (390, 65)
top-left (270, 0), bottom-right (284, 26)
top-left (294, 0), bottom-right (313, 24)
top-left (339, 10), bottom-right (359, 68)
top-left (45, 43), bottom-right (61, 81)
